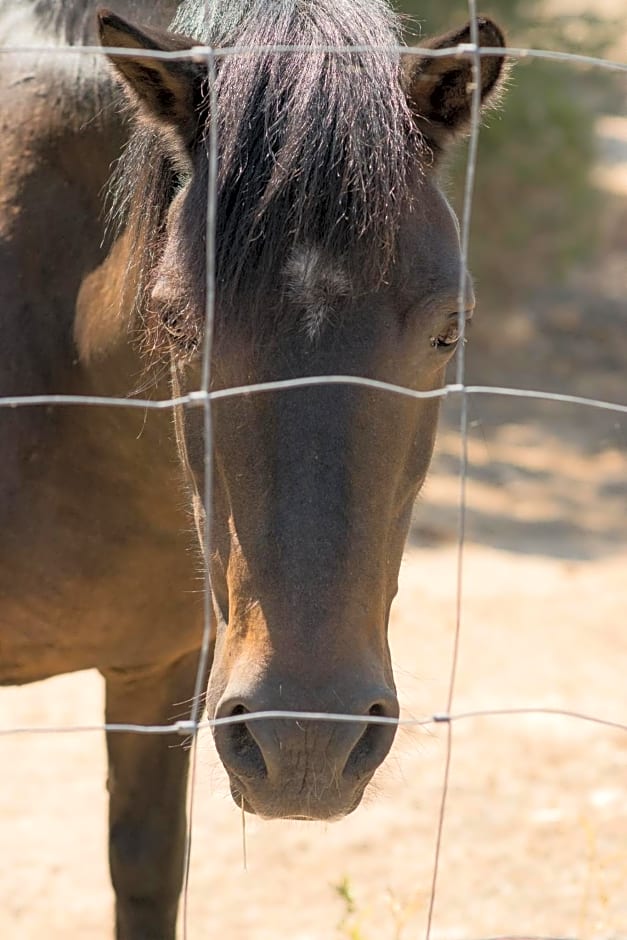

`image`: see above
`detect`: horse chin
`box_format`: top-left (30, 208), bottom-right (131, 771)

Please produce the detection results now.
top-left (228, 780), bottom-right (364, 822)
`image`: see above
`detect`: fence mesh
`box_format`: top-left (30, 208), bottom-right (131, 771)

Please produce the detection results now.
top-left (0, 4), bottom-right (625, 938)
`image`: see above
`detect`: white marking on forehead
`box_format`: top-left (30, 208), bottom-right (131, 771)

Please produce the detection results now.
top-left (284, 247), bottom-right (352, 341)
top-left (285, 247), bottom-right (352, 295)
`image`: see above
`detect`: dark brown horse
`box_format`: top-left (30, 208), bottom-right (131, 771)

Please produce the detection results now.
top-left (0, 1), bottom-right (505, 936)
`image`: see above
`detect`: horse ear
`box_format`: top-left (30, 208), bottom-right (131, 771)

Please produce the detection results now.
top-left (402, 18), bottom-right (507, 155)
top-left (97, 8), bottom-right (203, 139)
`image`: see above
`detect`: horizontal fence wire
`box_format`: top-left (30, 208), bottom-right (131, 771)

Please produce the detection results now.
top-left (1, 42), bottom-right (627, 73)
top-left (2, 707), bottom-right (627, 737)
top-left (1, 17), bottom-right (625, 940)
top-left (1, 383), bottom-right (626, 413)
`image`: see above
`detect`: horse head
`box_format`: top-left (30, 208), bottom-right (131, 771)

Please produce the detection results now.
top-left (98, 1), bottom-right (506, 820)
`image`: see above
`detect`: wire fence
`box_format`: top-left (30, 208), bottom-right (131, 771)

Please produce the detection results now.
top-left (1, 3), bottom-right (626, 938)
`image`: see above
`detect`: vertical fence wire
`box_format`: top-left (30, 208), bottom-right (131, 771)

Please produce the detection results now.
top-left (425, 7), bottom-right (483, 936)
top-left (181, 45), bottom-right (220, 940)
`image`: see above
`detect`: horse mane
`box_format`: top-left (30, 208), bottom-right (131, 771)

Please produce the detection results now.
top-left (27, 1), bottom-right (180, 44)
top-left (28, 0), bottom-right (92, 43)
top-left (109, 0), bottom-right (422, 337)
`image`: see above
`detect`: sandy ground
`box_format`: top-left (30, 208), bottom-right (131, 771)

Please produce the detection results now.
top-left (1, 14), bottom-right (626, 940)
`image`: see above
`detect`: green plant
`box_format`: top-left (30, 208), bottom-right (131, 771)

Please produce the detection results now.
top-left (335, 877), bottom-right (369, 940)
top-left (334, 876), bottom-right (429, 940)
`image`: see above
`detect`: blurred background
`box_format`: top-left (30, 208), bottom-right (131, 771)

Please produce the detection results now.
top-left (399, 0), bottom-right (627, 386)
top-left (1, 2), bottom-right (626, 939)
top-left (399, 0), bottom-right (627, 558)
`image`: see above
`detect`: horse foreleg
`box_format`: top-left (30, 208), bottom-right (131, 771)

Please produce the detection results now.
top-left (102, 650), bottom-right (209, 940)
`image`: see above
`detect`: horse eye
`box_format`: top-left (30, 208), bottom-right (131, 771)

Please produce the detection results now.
top-left (430, 315), bottom-right (470, 350)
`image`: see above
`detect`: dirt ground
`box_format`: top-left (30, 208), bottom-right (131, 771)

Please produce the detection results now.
top-left (1, 25), bottom-right (626, 940)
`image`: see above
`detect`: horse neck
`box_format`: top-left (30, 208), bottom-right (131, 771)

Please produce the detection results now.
top-left (74, 229), bottom-right (164, 400)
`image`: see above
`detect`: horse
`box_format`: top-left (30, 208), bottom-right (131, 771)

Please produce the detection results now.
top-left (0, 1), bottom-right (505, 936)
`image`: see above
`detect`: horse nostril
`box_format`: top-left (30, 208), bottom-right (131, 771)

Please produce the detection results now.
top-left (226, 705), bottom-right (267, 779)
top-left (343, 702), bottom-right (397, 780)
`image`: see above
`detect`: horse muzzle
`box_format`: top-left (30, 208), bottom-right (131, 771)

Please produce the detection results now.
top-left (212, 691), bottom-right (399, 820)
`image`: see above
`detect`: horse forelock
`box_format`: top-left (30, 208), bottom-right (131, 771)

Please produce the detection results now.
top-left (111, 0), bottom-right (422, 341)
